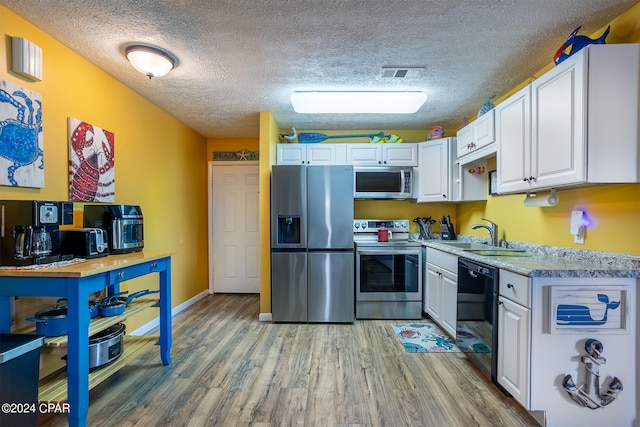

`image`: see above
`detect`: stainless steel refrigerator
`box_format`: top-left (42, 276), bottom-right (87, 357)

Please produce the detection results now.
top-left (271, 164), bottom-right (354, 323)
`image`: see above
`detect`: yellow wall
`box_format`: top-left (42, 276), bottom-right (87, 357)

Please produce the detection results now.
top-left (1, 7), bottom-right (210, 329)
top-left (459, 3), bottom-right (640, 256)
top-left (259, 112), bottom-right (280, 313)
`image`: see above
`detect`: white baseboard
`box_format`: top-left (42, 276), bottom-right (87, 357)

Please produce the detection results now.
top-left (259, 312), bottom-right (272, 322)
top-left (129, 290), bottom-right (209, 336)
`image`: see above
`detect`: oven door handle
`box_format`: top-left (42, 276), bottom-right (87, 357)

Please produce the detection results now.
top-left (357, 249), bottom-right (420, 256)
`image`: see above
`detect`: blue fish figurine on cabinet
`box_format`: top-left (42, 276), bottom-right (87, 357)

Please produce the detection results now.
top-left (477, 96), bottom-right (495, 117)
top-left (554, 25), bottom-right (610, 65)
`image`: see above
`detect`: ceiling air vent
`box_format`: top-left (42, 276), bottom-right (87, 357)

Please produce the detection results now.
top-left (381, 67), bottom-right (424, 79)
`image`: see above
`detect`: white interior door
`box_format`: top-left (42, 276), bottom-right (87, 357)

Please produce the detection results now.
top-left (209, 162), bottom-right (259, 293)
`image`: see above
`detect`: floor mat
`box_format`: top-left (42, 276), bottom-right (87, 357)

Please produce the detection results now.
top-left (390, 322), bottom-right (490, 353)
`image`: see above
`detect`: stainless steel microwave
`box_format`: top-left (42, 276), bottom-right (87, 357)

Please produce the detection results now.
top-left (354, 167), bottom-right (413, 199)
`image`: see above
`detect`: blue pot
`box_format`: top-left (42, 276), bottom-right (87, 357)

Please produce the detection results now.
top-left (26, 307), bottom-right (68, 337)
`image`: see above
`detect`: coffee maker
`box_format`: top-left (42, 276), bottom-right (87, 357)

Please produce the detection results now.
top-left (0, 200), bottom-right (72, 266)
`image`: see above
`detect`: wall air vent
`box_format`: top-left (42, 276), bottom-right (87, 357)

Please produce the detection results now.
top-left (381, 67), bottom-right (424, 79)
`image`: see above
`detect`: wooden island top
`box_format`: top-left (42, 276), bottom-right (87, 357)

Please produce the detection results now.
top-left (0, 250), bottom-right (174, 278)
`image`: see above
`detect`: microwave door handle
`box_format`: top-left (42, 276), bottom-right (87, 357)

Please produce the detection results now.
top-left (400, 169), bottom-right (406, 193)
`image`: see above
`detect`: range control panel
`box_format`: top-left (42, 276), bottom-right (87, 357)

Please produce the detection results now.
top-left (353, 219), bottom-right (410, 233)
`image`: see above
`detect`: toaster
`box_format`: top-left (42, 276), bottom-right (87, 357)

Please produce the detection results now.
top-left (60, 228), bottom-right (109, 259)
top-left (83, 204), bottom-right (144, 254)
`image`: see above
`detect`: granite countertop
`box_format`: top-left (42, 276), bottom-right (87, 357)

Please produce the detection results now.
top-left (419, 236), bottom-right (640, 279)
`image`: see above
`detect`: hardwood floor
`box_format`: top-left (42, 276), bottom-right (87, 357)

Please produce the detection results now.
top-left (38, 294), bottom-right (539, 426)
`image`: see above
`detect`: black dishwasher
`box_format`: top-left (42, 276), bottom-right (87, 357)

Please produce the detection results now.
top-left (457, 258), bottom-right (499, 387)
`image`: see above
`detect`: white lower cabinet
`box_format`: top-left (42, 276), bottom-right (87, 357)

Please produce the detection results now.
top-left (424, 248), bottom-right (457, 337)
top-left (424, 265), bottom-right (442, 320)
top-left (497, 269), bottom-right (531, 408)
top-left (440, 269), bottom-right (458, 336)
top-left (497, 295), bottom-right (530, 407)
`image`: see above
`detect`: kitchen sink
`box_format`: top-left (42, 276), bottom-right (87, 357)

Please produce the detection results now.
top-left (465, 249), bottom-right (531, 257)
top-left (436, 241), bottom-right (527, 254)
top-left (436, 241), bottom-right (493, 250)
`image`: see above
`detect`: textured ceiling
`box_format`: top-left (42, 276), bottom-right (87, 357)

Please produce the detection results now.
top-left (1, 0), bottom-right (637, 139)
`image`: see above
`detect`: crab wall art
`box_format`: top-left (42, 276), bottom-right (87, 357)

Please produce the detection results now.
top-left (0, 79), bottom-right (44, 188)
top-left (68, 117), bottom-right (115, 202)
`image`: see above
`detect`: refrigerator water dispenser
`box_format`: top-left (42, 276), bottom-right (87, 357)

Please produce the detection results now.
top-left (277, 215), bottom-right (301, 244)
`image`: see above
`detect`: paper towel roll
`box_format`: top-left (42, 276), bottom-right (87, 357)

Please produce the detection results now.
top-left (524, 190), bottom-right (558, 207)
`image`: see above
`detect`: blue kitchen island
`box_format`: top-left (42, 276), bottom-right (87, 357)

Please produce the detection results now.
top-left (0, 250), bottom-right (173, 427)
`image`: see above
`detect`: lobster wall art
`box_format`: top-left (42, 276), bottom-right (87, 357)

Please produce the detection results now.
top-left (0, 79), bottom-right (44, 188)
top-left (68, 117), bottom-right (115, 202)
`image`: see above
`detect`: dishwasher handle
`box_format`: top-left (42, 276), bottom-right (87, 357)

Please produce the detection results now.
top-left (458, 258), bottom-right (496, 278)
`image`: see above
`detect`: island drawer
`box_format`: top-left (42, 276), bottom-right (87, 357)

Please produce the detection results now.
top-left (499, 270), bottom-right (530, 307)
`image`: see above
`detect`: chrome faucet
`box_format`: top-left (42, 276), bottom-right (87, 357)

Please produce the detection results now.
top-left (471, 218), bottom-right (499, 246)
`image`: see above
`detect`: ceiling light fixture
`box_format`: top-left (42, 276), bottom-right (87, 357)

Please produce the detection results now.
top-left (290, 91), bottom-right (427, 114)
top-left (125, 45), bottom-right (176, 79)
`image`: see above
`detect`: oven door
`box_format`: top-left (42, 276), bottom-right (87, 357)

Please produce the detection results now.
top-left (356, 246), bottom-right (422, 302)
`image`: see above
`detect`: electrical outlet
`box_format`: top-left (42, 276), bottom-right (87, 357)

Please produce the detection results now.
top-left (570, 210), bottom-right (585, 244)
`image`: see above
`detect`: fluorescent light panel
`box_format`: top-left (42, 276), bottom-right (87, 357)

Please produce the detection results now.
top-left (290, 91), bottom-right (427, 114)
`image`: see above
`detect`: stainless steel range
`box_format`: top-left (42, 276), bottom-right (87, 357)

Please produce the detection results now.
top-left (354, 219), bottom-right (423, 319)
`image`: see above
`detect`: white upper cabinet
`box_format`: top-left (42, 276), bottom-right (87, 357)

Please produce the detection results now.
top-left (496, 85), bottom-right (532, 193)
top-left (531, 50), bottom-right (586, 189)
top-left (497, 43), bottom-right (640, 194)
top-left (456, 109), bottom-right (496, 161)
top-left (414, 138), bottom-right (457, 202)
top-left (278, 142), bottom-right (417, 166)
top-left (347, 143), bottom-right (417, 166)
top-left (277, 143), bottom-right (347, 165)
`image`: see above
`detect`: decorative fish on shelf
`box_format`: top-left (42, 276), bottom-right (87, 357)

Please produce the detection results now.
top-left (477, 96), bottom-right (495, 117)
top-left (554, 25), bottom-right (610, 65)
top-left (297, 131), bottom-right (384, 143)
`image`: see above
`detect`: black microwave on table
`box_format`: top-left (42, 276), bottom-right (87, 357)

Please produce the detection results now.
top-left (353, 167), bottom-right (413, 199)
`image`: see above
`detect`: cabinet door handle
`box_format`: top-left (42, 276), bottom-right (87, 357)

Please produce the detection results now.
top-left (523, 177), bottom-right (529, 182)
top-left (529, 176), bottom-right (536, 181)
top-left (442, 194), bottom-right (446, 198)
top-left (118, 271), bottom-right (126, 279)
top-left (507, 283), bottom-right (514, 289)
top-left (498, 300), bottom-right (503, 305)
